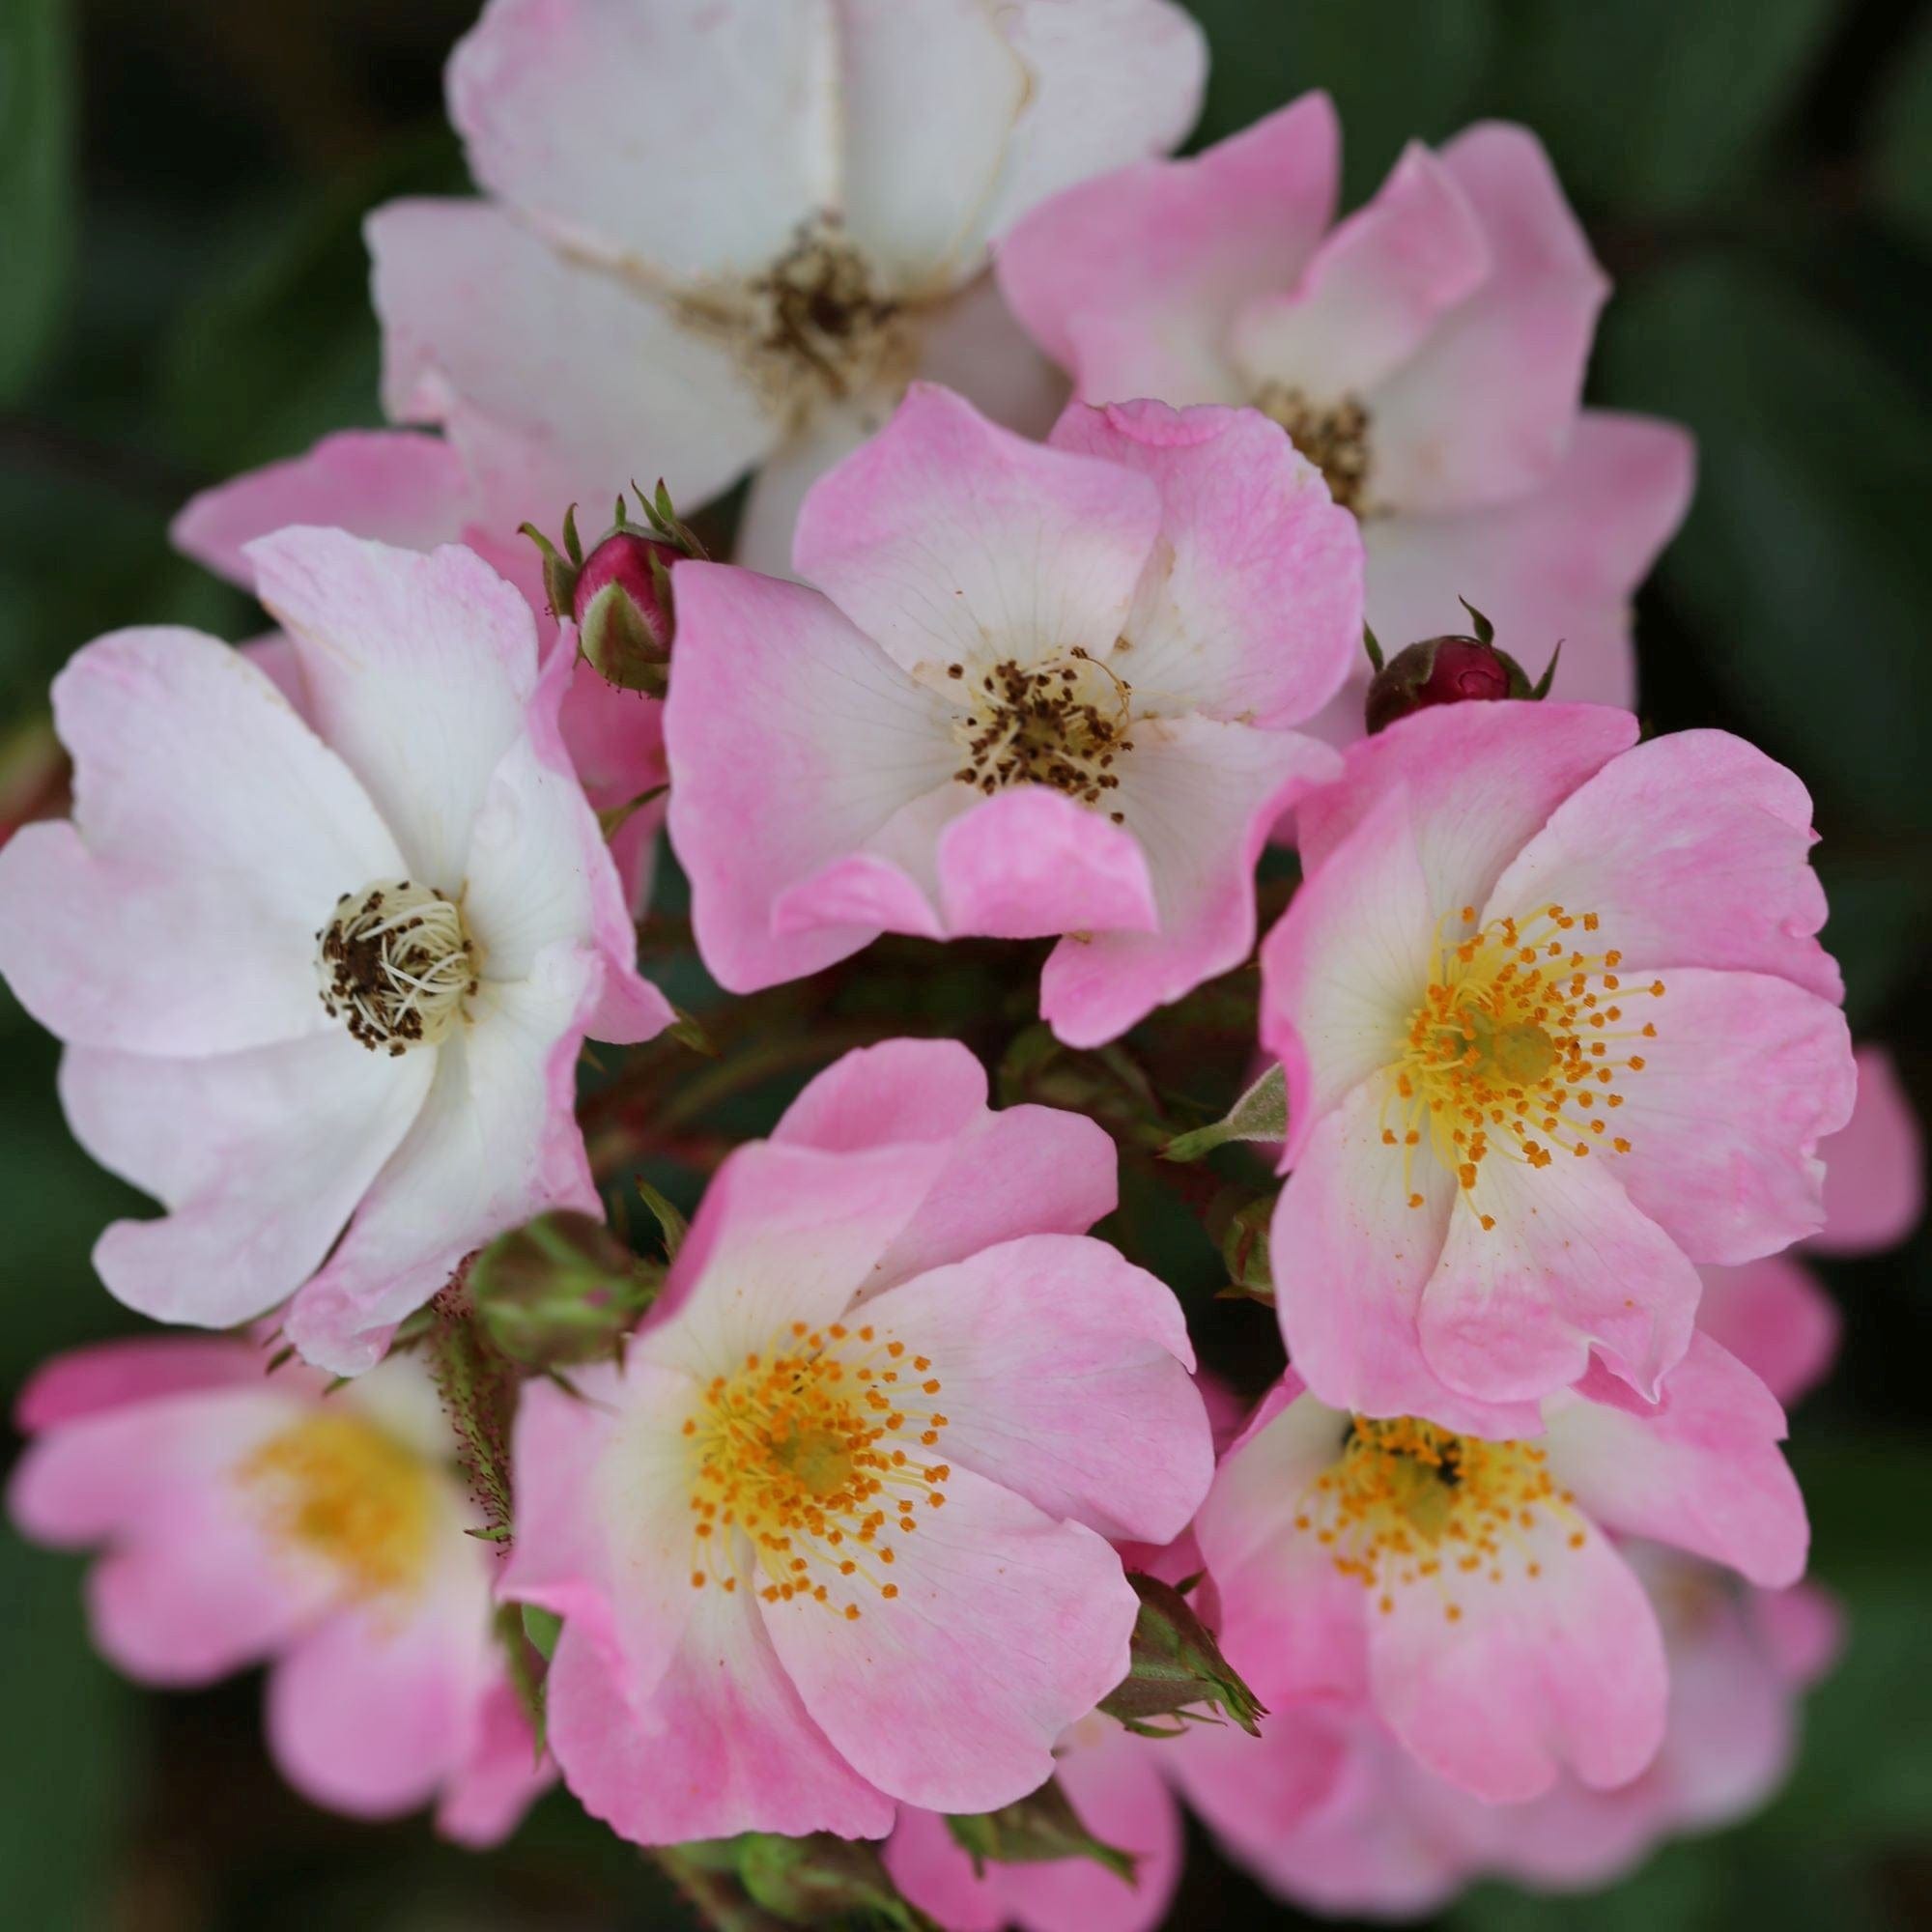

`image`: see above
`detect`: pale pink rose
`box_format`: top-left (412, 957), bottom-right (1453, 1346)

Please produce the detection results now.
top-left (368, 0), bottom-right (1206, 572)
top-left (997, 94), bottom-right (1695, 740)
top-left (172, 430), bottom-right (666, 912)
top-left (665, 384), bottom-right (1361, 1045)
top-left (0, 528), bottom-right (673, 1375)
top-left (9, 1337), bottom-right (550, 1843)
top-left (1698, 1043), bottom-right (1922, 1406)
top-left (883, 1713), bottom-right (1184, 1932)
top-left (1259, 699), bottom-right (1855, 1419)
top-left (499, 1038), bottom-right (1213, 1841)
top-left (1194, 1335), bottom-right (1807, 1805)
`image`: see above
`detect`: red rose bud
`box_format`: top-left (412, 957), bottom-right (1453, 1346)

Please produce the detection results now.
top-left (1363, 601), bottom-right (1559, 735)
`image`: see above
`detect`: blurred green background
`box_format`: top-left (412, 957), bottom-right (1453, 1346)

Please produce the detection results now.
top-left (2, 0), bottom-right (1929, 1926)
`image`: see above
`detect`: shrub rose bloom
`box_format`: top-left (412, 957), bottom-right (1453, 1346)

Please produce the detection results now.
top-left (500, 1038), bottom-right (1213, 1841)
top-left (370, 0), bottom-right (1206, 571)
top-left (1194, 1331), bottom-right (1807, 1804)
top-left (997, 94), bottom-right (1694, 736)
top-left (0, 528), bottom-right (671, 1376)
top-left (666, 384), bottom-right (1360, 1045)
top-left (1259, 700), bottom-right (1855, 1420)
top-left (9, 1338), bottom-right (549, 1844)
top-left (883, 1711), bottom-right (1182, 1932)
top-left (172, 429), bottom-right (667, 912)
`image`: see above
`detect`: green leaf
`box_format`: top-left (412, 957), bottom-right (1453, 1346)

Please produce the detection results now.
top-left (946, 1777), bottom-right (1137, 1883)
top-left (1597, 260), bottom-right (1932, 844)
top-left (0, 0), bottom-right (74, 403)
top-left (1161, 1063), bottom-right (1286, 1161)
top-left (1492, 0), bottom-right (1836, 214)
top-left (1183, 0), bottom-right (1496, 201)
top-left (636, 1176), bottom-right (690, 1262)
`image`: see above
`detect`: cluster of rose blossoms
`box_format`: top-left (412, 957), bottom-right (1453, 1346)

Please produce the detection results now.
top-left (3, 3), bottom-right (1924, 1926)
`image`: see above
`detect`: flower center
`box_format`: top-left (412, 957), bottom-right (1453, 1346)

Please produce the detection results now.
top-left (1295, 1414), bottom-right (1580, 1622)
top-left (676, 222), bottom-right (918, 429)
top-left (236, 1410), bottom-right (437, 1603)
top-left (1384, 903), bottom-right (1664, 1221)
top-left (1253, 383), bottom-right (1372, 515)
top-left (948, 649), bottom-right (1136, 822)
top-left (317, 879), bottom-right (477, 1055)
top-left (683, 1319), bottom-right (952, 1619)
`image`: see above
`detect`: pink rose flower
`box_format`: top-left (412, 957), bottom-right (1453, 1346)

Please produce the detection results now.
top-left (1195, 1334), bottom-right (1807, 1805)
top-left (0, 528), bottom-right (672, 1375)
top-left (665, 384), bottom-right (1361, 1045)
top-left (9, 1338), bottom-right (550, 1844)
top-left (1259, 699), bottom-right (1856, 1420)
top-left (996, 94), bottom-right (1695, 737)
top-left (172, 429), bottom-right (667, 912)
top-left (883, 1713), bottom-right (1184, 1932)
top-left (368, 0), bottom-right (1207, 571)
top-left (499, 1038), bottom-right (1214, 1841)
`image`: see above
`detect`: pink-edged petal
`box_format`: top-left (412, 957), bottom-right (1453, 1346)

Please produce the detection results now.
top-left (1359, 410), bottom-right (1696, 717)
top-left (555, 661), bottom-right (666, 918)
top-left (774, 842), bottom-right (948, 945)
top-left (1369, 1512), bottom-right (1667, 1802)
top-left (461, 633), bottom-right (672, 1044)
top-left (939, 786), bottom-right (1157, 942)
top-left (1231, 142), bottom-right (1489, 403)
top-left (763, 1461), bottom-right (1137, 1813)
top-left (171, 431), bottom-right (477, 587)
top-left (1421, 1134), bottom-right (1700, 1405)
top-left (1041, 719), bottom-right (1337, 1050)
top-left (640, 1135), bottom-right (952, 1363)
top-left (1267, 1083), bottom-right (1545, 1434)
top-left (266, 1544), bottom-right (494, 1820)
top-left (1608, 969), bottom-right (1853, 1264)
top-left (15, 1336), bottom-right (292, 1432)
top-left (498, 1355), bottom-right (701, 1702)
top-left (736, 398), bottom-right (880, 576)
top-left (792, 384), bottom-right (1160, 679)
top-left (545, 1577), bottom-right (895, 1843)
top-left (857, 1235), bottom-right (1208, 1543)
top-left (996, 94), bottom-right (1339, 401)
top-left (284, 949), bottom-right (603, 1376)
top-left (881, 1806), bottom-right (1009, 1932)
top-left (1366, 124), bottom-right (1608, 514)
top-left (1751, 1578), bottom-right (1844, 1688)
top-left (975, 0), bottom-right (1207, 247)
top-left (1048, 400), bottom-right (1362, 726)
top-left (369, 198), bottom-right (772, 525)
top-left (1193, 1379), bottom-right (1372, 1703)
top-left (246, 528), bottom-right (536, 895)
top-left (448, 0), bottom-right (835, 281)
top-left (1814, 1044), bottom-right (1924, 1255)
top-left (1258, 785), bottom-right (1434, 1163)
top-left (0, 630), bottom-right (402, 1054)
top-left (435, 1676), bottom-right (553, 1847)
top-left (664, 561), bottom-right (957, 992)
top-left (1695, 1253), bottom-right (1839, 1409)
top-left (1295, 698), bottom-right (1639, 910)
top-left (1544, 1333), bottom-right (1806, 1587)
top-left (61, 1034), bottom-right (430, 1331)
top-left (836, 0), bottom-right (1025, 284)
top-left (773, 1038), bottom-right (1119, 1291)
top-left (1484, 728), bottom-right (1840, 1001)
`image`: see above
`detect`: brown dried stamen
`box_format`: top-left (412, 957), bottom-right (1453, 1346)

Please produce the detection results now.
top-left (317, 879), bottom-right (477, 1056)
top-left (950, 649), bottom-right (1135, 822)
top-left (1254, 383), bottom-right (1373, 515)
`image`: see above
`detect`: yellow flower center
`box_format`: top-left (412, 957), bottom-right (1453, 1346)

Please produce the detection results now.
top-left (1296, 1415), bottom-right (1583, 1623)
top-left (1253, 382), bottom-right (1373, 515)
top-left (237, 1410), bottom-right (438, 1603)
top-left (683, 1319), bottom-right (952, 1620)
top-left (948, 648), bottom-right (1136, 823)
top-left (1384, 902), bottom-right (1665, 1223)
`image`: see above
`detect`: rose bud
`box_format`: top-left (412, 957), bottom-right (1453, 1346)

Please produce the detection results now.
top-left (1363, 601), bottom-right (1559, 735)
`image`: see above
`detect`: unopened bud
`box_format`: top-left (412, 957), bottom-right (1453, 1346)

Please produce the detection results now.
top-left (575, 526), bottom-right (679, 694)
top-left (1099, 1573), bottom-right (1265, 1737)
top-left (734, 1833), bottom-right (933, 1928)
top-left (470, 1211), bottom-right (661, 1369)
top-left (1363, 602), bottom-right (1558, 735)
top-left (947, 1776), bottom-right (1136, 1882)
